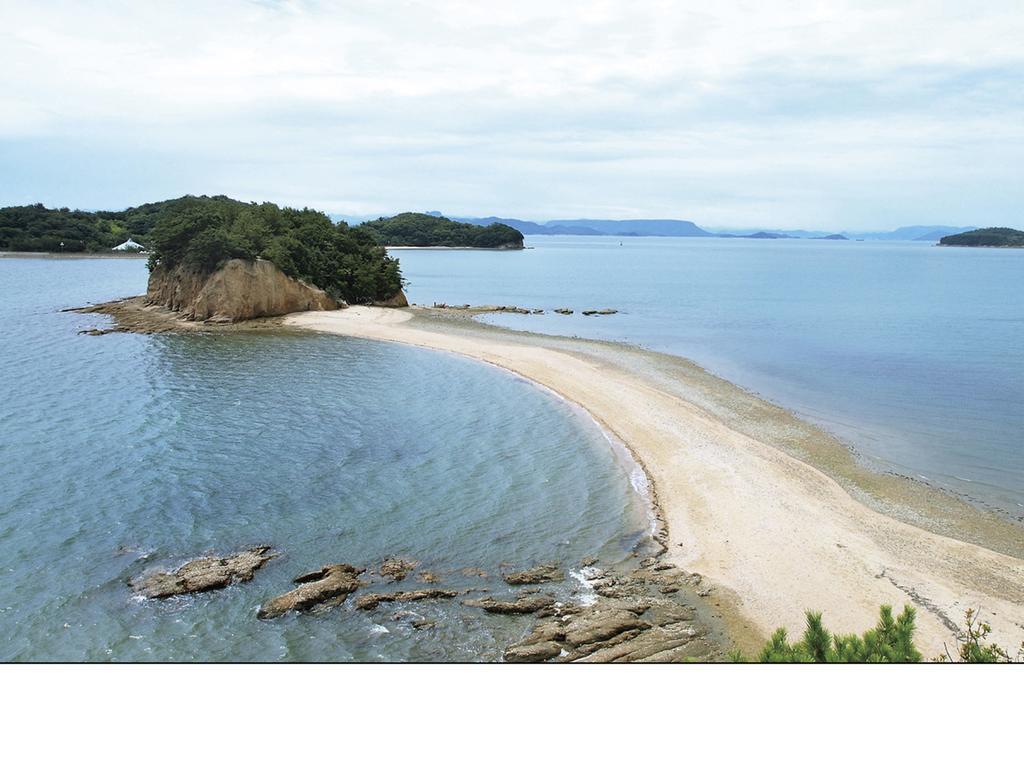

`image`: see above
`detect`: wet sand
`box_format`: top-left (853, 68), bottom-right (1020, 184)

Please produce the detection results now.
top-left (287, 305), bottom-right (1024, 657)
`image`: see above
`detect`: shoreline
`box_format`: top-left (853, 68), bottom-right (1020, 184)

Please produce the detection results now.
top-left (0, 251), bottom-right (147, 260)
top-left (384, 245), bottom-right (526, 251)
top-left (285, 305), bottom-right (1024, 656)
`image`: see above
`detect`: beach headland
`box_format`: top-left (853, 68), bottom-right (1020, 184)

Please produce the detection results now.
top-left (286, 305), bottom-right (1024, 657)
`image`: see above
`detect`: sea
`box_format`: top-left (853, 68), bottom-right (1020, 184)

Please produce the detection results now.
top-left (1, 235), bottom-right (1021, 660)
top-left (398, 236), bottom-right (1023, 518)
top-left (0, 257), bottom-right (649, 661)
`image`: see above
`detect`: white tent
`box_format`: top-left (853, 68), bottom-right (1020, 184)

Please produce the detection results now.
top-left (112, 238), bottom-right (145, 251)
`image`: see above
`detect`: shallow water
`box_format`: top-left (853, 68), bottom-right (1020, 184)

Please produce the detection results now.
top-left (0, 258), bottom-right (649, 661)
top-left (397, 236), bottom-right (1024, 517)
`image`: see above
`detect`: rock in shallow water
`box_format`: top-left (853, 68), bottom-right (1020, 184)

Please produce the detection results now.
top-left (131, 546), bottom-right (276, 599)
top-left (355, 589), bottom-right (458, 611)
top-left (257, 563), bottom-right (364, 619)
top-left (502, 562), bottom-right (720, 663)
top-left (463, 594), bottom-right (556, 614)
top-left (379, 557), bottom-right (418, 582)
top-left (502, 563), bottom-right (564, 585)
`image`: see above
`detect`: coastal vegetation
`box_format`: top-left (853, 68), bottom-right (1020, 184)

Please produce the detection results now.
top-left (0, 199), bottom-right (179, 252)
top-left (745, 605), bottom-right (1021, 662)
top-left (146, 196), bottom-right (402, 304)
top-left (356, 212), bottom-right (524, 248)
top-left (939, 227), bottom-right (1024, 247)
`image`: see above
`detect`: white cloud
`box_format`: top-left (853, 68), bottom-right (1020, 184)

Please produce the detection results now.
top-left (0, 0), bottom-right (1021, 228)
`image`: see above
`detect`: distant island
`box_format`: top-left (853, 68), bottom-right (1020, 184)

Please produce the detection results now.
top-left (939, 228), bottom-right (1024, 248)
top-left (717, 231), bottom-right (793, 239)
top-left (359, 212), bottom-right (524, 249)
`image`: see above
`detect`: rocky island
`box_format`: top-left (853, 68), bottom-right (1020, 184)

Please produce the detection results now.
top-left (939, 227), bottom-right (1024, 248)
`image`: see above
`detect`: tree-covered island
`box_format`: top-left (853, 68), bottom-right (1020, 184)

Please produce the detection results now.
top-left (939, 227), bottom-right (1024, 248)
top-left (145, 196), bottom-right (402, 304)
top-left (357, 212), bottom-right (525, 249)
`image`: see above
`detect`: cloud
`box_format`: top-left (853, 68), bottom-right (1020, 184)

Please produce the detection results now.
top-left (0, 0), bottom-right (1021, 228)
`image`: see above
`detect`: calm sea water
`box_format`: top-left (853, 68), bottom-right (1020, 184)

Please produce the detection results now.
top-left (398, 236), bottom-right (1024, 517)
top-left (0, 258), bottom-right (649, 661)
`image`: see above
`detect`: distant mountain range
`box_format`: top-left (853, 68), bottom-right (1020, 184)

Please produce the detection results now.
top-left (451, 217), bottom-right (974, 241)
top-left (333, 213), bottom-right (976, 242)
top-left (453, 216), bottom-right (711, 237)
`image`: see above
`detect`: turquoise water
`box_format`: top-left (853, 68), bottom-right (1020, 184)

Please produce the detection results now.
top-left (0, 258), bottom-right (649, 661)
top-left (397, 237), bottom-right (1024, 517)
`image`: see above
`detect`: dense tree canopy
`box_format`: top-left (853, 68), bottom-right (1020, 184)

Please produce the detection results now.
top-left (0, 196), bottom-right (240, 253)
top-left (940, 227), bottom-right (1024, 247)
top-left (146, 197), bottom-right (403, 304)
top-left (357, 212), bottom-right (524, 248)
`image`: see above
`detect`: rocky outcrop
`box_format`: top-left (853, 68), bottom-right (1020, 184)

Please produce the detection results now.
top-left (431, 303), bottom-right (532, 314)
top-left (582, 308), bottom-right (618, 316)
top-left (502, 562), bottom-right (722, 663)
top-left (147, 259), bottom-right (338, 322)
top-left (257, 563), bottom-right (364, 619)
top-left (502, 563), bottom-right (564, 585)
top-left (131, 546), bottom-right (276, 598)
top-left (355, 589), bottom-right (458, 611)
top-left (372, 289), bottom-right (410, 308)
top-left (379, 557), bottom-right (418, 582)
top-left (464, 594), bottom-right (556, 614)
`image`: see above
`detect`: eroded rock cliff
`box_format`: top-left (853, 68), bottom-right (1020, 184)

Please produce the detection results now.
top-left (146, 258), bottom-right (339, 322)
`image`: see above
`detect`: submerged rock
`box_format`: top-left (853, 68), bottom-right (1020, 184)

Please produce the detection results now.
top-left (463, 594), bottom-right (556, 614)
top-left (581, 308), bottom-right (618, 316)
top-left (502, 563), bottom-right (564, 585)
top-left (131, 546), bottom-right (276, 599)
top-left (355, 589), bottom-right (458, 611)
top-left (379, 557), bottom-right (418, 582)
top-left (257, 563), bottom-right (364, 619)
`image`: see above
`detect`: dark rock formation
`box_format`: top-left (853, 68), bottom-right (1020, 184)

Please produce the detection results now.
top-left (463, 594), bottom-right (556, 614)
top-left (131, 546), bottom-right (276, 598)
top-left (257, 563), bottom-right (364, 619)
top-left (582, 308), bottom-right (618, 316)
top-left (147, 259), bottom-right (338, 322)
top-left (502, 563), bottom-right (564, 585)
top-left (355, 589), bottom-right (458, 611)
top-left (554, 308), bottom-right (573, 315)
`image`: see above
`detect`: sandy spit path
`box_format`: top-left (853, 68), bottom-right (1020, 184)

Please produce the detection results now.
top-left (287, 306), bottom-right (1024, 657)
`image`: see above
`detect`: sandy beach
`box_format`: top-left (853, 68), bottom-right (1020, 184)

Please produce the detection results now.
top-left (287, 305), bottom-right (1024, 656)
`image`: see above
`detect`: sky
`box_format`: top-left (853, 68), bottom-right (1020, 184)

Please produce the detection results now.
top-left (1, 0), bottom-right (1022, 230)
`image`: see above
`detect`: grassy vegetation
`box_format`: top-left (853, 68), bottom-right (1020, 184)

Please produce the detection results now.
top-left (730, 605), bottom-right (1022, 663)
top-left (356, 212), bottom-right (524, 248)
top-left (939, 227), bottom-right (1024, 247)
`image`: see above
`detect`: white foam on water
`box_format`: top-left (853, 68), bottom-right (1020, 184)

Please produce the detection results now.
top-left (569, 569), bottom-right (598, 607)
top-left (369, 623), bottom-right (390, 635)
